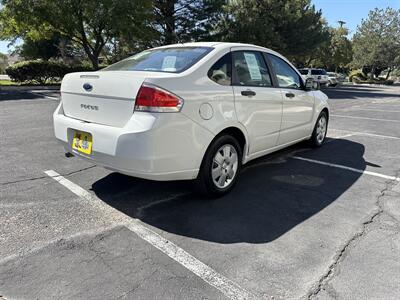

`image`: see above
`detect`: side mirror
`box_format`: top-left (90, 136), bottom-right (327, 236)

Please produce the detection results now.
top-left (305, 78), bottom-right (320, 91)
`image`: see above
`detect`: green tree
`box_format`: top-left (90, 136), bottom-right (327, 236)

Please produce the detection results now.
top-left (330, 27), bottom-right (353, 71)
top-left (352, 8), bottom-right (400, 79)
top-left (0, 52), bottom-right (8, 74)
top-left (153, 0), bottom-right (225, 45)
top-left (217, 0), bottom-right (329, 60)
top-left (18, 33), bottom-right (62, 60)
top-left (0, 0), bottom-right (153, 68)
top-left (311, 26), bottom-right (353, 71)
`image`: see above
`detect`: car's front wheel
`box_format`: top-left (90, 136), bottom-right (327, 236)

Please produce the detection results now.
top-left (310, 111), bottom-right (328, 147)
top-left (195, 135), bottom-right (242, 197)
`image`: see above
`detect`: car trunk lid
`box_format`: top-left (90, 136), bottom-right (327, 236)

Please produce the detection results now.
top-left (61, 71), bottom-right (172, 127)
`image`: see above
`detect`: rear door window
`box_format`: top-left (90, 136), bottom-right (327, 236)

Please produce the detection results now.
top-left (208, 53), bottom-right (232, 86)
top-left (311, 69), bottom-right (327, 75)
top-left (103, 47), bottom-right (213, 73)
top-left (232, 51), bottom-right (272, 87)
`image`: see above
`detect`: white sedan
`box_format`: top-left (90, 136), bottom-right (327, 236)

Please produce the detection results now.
top-left (53, 42), bottom-right (329, 196)
top-left (327, 72), bottom-right (339, 87)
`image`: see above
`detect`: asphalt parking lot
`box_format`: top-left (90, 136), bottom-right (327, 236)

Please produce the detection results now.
top-left (1, 84), bottom-right (400, 300)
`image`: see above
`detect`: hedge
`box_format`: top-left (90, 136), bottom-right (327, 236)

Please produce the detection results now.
top-left (5, 60), bottom-right (104, 84)
top-left (349, 69), bottom-right (396, 85)
top-left (352, 76), bottom-right (394, 85)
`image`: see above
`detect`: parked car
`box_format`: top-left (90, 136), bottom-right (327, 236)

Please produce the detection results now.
top-left (327, 72), bottom-right (339, 87)
top-left (299, 68), bottom-right (329, 86)
top-left (335, 73), bottom-right (347, 82)
top-left (53, 42), bottom-right (329, 196)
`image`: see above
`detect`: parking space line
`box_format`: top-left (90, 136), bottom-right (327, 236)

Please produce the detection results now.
top-left (30, 92), bottom-right (60, 101)
top-left (350, 108), bottom-right (400, 113)
top-left (293, 157), bottom-right (400, 182)
top-left (331, 114), bottom-right (400, 123)
top-left (329, 129), bottom-right (400, 140)
top-left (44, 170), bottom-right (256, 300)
top-left (326, 133), bottom-right (354, 143)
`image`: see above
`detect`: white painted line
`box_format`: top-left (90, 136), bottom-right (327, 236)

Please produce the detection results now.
top-left (352, 108), bottom-right (400, 113)
top-left (44, 170), bottom-right (256, 300)
top-left (329, 129), bottom-right (400, 140)
top-left (326, 133), bottom-right (354, 143)
top-left (331, 114), bottom-right (400, 123)
top-left (293, 157), bottom-right (400, 182)
top-left (30, 92), bottom-right (60, 100)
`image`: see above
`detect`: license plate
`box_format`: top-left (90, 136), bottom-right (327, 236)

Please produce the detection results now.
top-left (72, 131), bottom-right (92, 155)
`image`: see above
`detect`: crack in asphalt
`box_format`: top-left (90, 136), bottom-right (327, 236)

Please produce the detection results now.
top-left (306, 169), bottom-right (400, 299)
top-left (0, 165), bottom-right (96, 186)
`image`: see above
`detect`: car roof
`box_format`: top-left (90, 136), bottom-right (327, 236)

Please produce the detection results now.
top-left (154, 42), bottom-right (290, 63)
top-left (153, 42), bottom-right (276, 53)
top-left (152, 42), bottom-right (300, 76)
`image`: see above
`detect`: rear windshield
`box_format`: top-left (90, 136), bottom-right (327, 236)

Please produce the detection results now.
top-left (103, 47), bottom-right (213, 73)
top-left (311, 69), bottom-right (327, 75)
top-left (299, 69), bottom-right (309, 75)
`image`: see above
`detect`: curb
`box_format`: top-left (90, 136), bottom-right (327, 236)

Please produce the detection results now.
top-left (0, 85), bottom-right (60, 92)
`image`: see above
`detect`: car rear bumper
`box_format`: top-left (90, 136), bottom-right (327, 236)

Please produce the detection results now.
top-left (53, 103), bottom-right (214, 181)
top-left (328, 79), bottom-right (338, 85)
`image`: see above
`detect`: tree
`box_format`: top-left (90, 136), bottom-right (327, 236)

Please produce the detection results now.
top-left (152, 0), bottom-right (225, 45)
top-left (310, 26), bottom-right (353, 71)
top-left (0, 0), bottom-right (153, 68)
top-left (0, 52), bottom-right (8, 74)
top-left (330, 27), bottom-right (353, 71)
top-left (217, 0), bottom-right (330, 60)
top-left (352, 8), bottom-right (400, 79)
top-left (18, 33), bottom-right (62, 60)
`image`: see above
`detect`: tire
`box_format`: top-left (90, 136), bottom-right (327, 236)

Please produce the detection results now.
top-left (195, 135), bottom-right (242, 197)
top-left (309, 111), bottom-right (328, 147)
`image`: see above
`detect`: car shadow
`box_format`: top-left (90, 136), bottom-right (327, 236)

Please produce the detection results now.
top-left (92, 139), bottom-right (366, 244)
top-left (0, 91), bottom-right (45, 101)
top-left (322, 85), bottom-right (399, 100)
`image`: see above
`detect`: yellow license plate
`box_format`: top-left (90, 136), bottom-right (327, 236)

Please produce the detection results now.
top-left (72, 131), bottom-right (93, 155)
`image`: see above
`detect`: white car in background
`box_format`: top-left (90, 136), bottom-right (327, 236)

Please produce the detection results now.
top-left (53, 42), bottom-right (329, 196)
top-left (299, 68), bottom-right (329, 86)
top-left (327, 72), bottom-right (339, 86)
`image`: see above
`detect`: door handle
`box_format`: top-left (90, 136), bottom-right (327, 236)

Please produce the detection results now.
top-left (241, 90), bottom-right (256, 97)
top-left (285, 92), bottom-right (295, 98)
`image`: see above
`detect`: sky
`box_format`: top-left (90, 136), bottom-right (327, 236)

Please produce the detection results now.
top-left (1, 0), bottom-right (400, 54)
top-left (312, 0), bottom-right (400, 35)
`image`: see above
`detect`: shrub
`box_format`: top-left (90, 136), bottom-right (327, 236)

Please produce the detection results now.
top-left (349, 70), bottom-right (367, 82)
top-left (351, 78), bottom-right (394, 85)
top-left (5, 60), bottom-right (103, 84)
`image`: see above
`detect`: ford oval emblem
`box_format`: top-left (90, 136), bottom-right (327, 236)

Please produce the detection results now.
top-left (83, 83), bottom-right (93, 92)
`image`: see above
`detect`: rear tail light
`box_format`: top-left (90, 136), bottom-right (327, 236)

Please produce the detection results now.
top-left (134, 83), bottom-right (183, 113)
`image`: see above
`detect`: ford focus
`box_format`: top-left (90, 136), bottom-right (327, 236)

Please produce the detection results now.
top-left (53, 42), bottom-right (329, 196)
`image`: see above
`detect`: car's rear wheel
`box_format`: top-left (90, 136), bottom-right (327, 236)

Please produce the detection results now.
top-left (195, 135), bottom-right (242, 197)
top-left (310, 111), bottom-right (328, 147)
